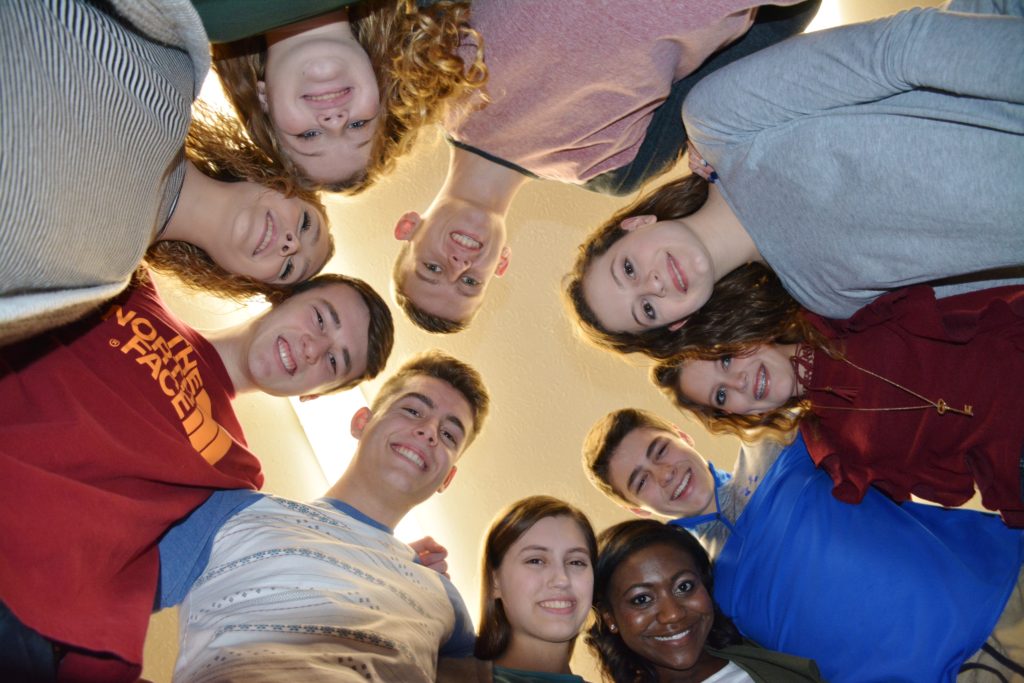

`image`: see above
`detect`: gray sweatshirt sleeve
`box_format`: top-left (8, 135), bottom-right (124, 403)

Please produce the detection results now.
top-left (684, 6), bottom-right (1024, 141)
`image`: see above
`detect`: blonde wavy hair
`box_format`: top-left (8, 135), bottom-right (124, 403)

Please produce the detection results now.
top-left (210, 0), bottom-right (487, 193)
top-left (145, 105), bottom-right (333, 301)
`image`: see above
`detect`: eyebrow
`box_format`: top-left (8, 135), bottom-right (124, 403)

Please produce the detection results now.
top-left (609, 258), bottom-right (646, 327)
top-left (403, 392), bottom-right (467, 438)
top-left (320, 298), bottom-right (351, 375)
top-left (324, 298), bottom-right (341, 327)
top-left (610, 259), bottom-right (623, 289)
top-left (415, 270), bottom-right (439, 286)
top-left (626, 436), bottom-right (661, 493)
top-left (311, 217), bottom-right (322, 258)
top-left (516, 545), bottom-right (590, 556)
top-left (414, 269), bottom-right (479, 300)
top-left (291, 146), bottom-right (324, 159)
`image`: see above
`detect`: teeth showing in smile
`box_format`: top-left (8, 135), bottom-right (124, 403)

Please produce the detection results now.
top-left (654, 628), bottom-right (691, 642)
top-left (254, 214), bottom-right (274, 256)
top-left (394, 445), bottom-right (426, 470)
top-left (305, 89), bottom-right (349, 102)
top-left (451, 232), bottom-right (482, 250)
top-left (277, 337), bottom-right (296, 374)
top-left (755, 365), bottom-right (767, 400)
top-left (671, 470), bottom-right (691, 500)
top-left (539, 600), bottom-right (574, 610)
top-left (667, 255), bottom-right (687, 293)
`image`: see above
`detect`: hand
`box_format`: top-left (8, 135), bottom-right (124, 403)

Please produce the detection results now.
top-left (687, 142), bottom-right (718, 183)
top-left (410, 535), bottom-right (450, 578)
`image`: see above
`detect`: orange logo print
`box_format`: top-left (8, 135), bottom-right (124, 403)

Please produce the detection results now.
top-left (109, 305), bottom-right (233, 465)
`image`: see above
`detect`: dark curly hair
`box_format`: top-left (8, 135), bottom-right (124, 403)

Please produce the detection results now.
top-left (564, 174), bottom-right (799, 361)
top-left (587, 520), bottom-right (742, 683)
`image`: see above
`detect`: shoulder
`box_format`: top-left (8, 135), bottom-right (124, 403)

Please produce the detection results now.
top-left (711, 641), bottom-right (825, 682)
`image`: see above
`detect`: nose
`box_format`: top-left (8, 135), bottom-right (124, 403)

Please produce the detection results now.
top-left (548, 563), bottom-right (570, 589)
top-left (301, 333), bottom-right (328, 364)
top-left (317, 110), bottom-right (348, 131)
top-left (656, 595), bottom-right (685, 625)
top-left (645, 269), bottom-right (665, 296)
top-left (414, 422), bottom-right (439, 446)
top-left (280, 230), bottom-right (298, 256)
top-left (727, 369), bottom-right (748, 392)
top-left (448, 252), bottom-right (471, 279)
top-left (657, 462), bottom-right (675, 488)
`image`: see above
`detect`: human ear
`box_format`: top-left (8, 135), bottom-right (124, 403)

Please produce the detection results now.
top-left (673, 427), bottom-right (696, 448)
top-left (492, 573), bottom-right (502, 600)
top-left (625, 505), bottom-right (651, 518)
top-left (619, 215), bottom-right (658, 232)
top-left (299, 394), bottom-right (320, 403)
top-left (437, 466), bottom-right (458, 493)
top-left (667, 318), bottom-right (688, 332)
top-left (350, 407), bottom-right (373, 439)
top-left (494, 246), bottom-right (511, 277)
top-left (394, 212), bottom-right (422, 241)
top-left (601, 610), bottom-right (618, 633)
top-left (257, 81), bottom-right (268, 112)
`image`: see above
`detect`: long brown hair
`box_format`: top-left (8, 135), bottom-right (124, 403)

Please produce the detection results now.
top-left (210, 0), bottom-right (486, 193)
top-left (145, 107), bottom-right (333, 301)
top-left (565, 174), bottom-right (801, 360)
top-left (476, 496), bottom-right (597, 661)
top-left (651, 313), bottom-right (839, 442)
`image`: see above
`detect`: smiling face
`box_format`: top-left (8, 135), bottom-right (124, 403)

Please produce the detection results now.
top-left (394, 200), bottom-right (510, 325)
top-left (494, 515), bottom-right (595, 651)
top-left (603, 543), bottom-right (719, 682)
top-left (677, 344), bottom-right (801, 415)
top-left (260, 15), bottom-right (380, 184)
top-left (353, 375), bottom-right (475, 505)
top-left (582, 216), bottom-right (715, 334)
top-left (607, 427), bottom-right (715, 519)
top-left (209, 185), bottom-right (332, 285)
top-left (244, 282), bottom-right (371, 396)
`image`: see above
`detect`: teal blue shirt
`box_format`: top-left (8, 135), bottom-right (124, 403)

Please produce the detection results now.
top-left (493, 666), bottom-right (585, 683)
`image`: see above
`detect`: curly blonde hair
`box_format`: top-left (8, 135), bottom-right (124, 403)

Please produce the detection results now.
top-left (145, 106), bottom-right (333, 302)
top-left (210, 0), bottom-right (486, 193)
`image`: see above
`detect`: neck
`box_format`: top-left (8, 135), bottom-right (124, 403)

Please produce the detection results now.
top-left (437, 146), bottom-right (529, 217)
top-left (160, 163), bottom-right (233, 253)
top-left (658, 650), bottom-right (727, 683)
top-left (495, 637), bottom-right (573, 676)
top-left (323, 470), bottom-right (411, 530)
top-left (205, 321), bottom-right (256, 394)
top-left (685, 183), bottom-right (762, 284)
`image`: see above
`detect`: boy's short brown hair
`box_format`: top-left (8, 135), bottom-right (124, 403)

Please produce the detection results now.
top-left (582, 408), bottom-right (678, 507)
top-left (371, 350), bottom-right (489, 444)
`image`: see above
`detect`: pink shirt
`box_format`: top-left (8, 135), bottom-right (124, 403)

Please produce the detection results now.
top-left (445, 0), bottom-right (798, 183)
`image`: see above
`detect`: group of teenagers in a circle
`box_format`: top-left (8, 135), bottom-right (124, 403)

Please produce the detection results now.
top-left (2, 0), bottom-right (1023, 681)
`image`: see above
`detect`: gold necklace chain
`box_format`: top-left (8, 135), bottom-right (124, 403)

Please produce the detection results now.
top-left (814, 356), bottom-right (974, 417)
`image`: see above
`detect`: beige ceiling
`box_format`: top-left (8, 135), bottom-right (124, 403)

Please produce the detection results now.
top-left (142, 1), bottom-right (947, 680)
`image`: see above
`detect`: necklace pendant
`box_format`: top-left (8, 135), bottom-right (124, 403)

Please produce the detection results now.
top-left (936, 399), bottom-right (947, 415)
